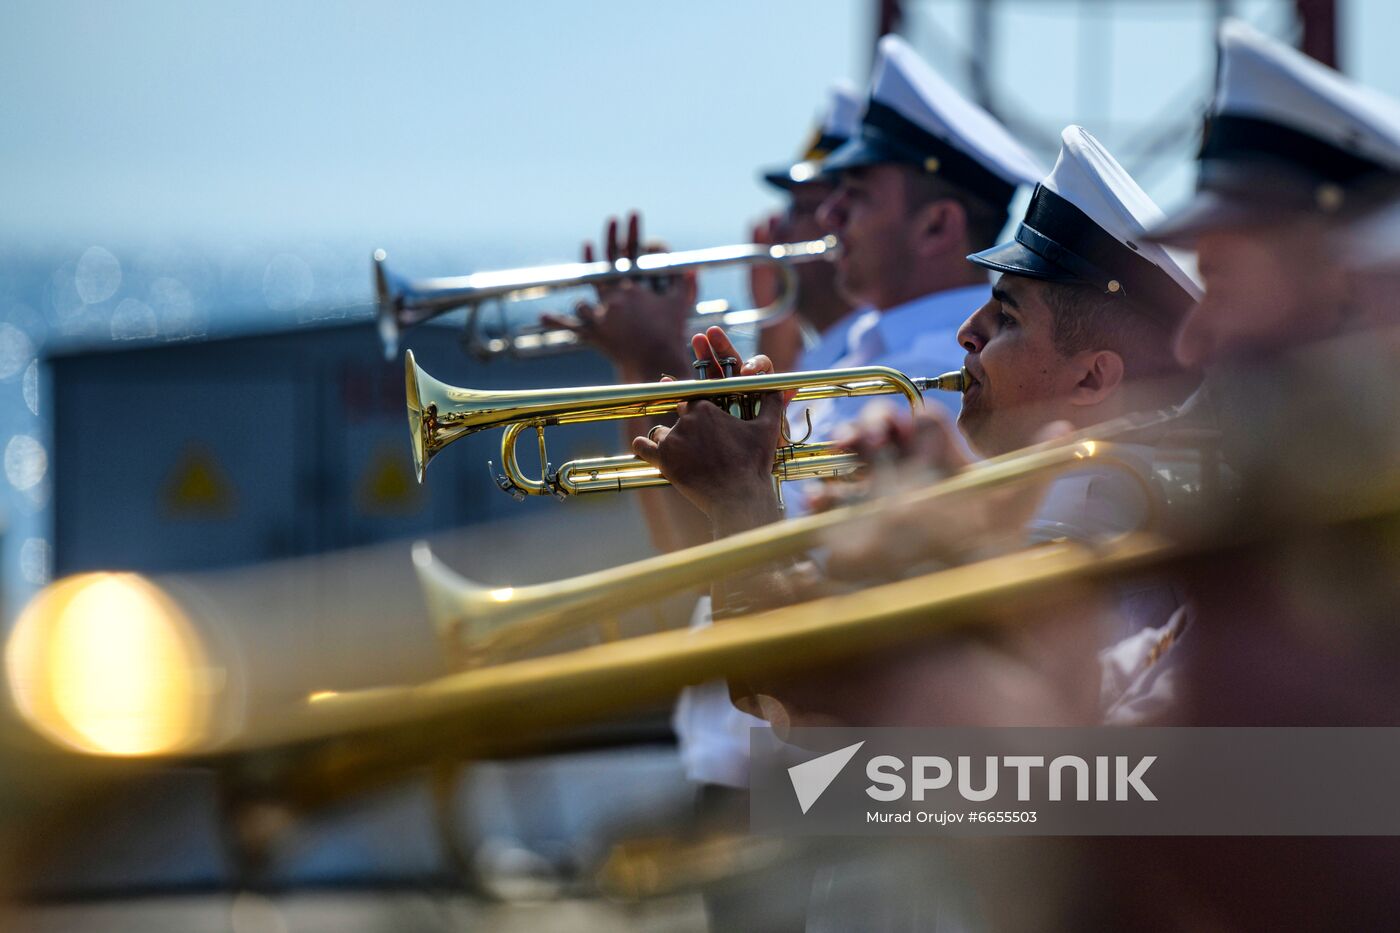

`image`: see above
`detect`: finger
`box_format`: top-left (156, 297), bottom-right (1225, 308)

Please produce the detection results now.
top-left (753, 389), bottom-right (788, 430)
top-left (539, 312), bottom-right (584, 334)
top-left (691, 333), bottom-right (723, 379)
top-left (705, 326), bottom-right (741, 364)
top-left (631, 434), bottom-right (662, 464)
top-left (605, 216), bottom-right (620, 264)
top-left (574, 301), bottom-right (599, 326)
top-left (909, 407), bottom-right (973, 472)
top-left (626, 211), bottom-right (641, 262)
top-left (739, 353), bottom-right (775, 376)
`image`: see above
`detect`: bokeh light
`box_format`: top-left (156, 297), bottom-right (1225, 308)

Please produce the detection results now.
top-left (4, 434), bottom-right (47, 491)
top-left (5, 573), bottom-right (214, 756)
top-left (74, 246), bottom-right (122, 304)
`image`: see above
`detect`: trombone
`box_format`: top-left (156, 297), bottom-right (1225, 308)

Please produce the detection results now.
top-left (413, 408), bottom-right (1193, 664)
top-left (405, 349), bottom-right (968, 499)
top-left (374, 236), bottom-right (840, 361)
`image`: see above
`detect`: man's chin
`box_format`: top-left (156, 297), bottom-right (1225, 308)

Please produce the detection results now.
top-left (955, 409), bottom-right (993, 458)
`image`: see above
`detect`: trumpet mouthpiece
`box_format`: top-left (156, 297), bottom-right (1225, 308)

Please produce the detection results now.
top-left (916, 369), bottom-right (968, 394)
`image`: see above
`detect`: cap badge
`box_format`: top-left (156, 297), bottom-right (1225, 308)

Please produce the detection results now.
top-left (1315, 183), bottom-right (1345, 213)
top-left (923, 157), bottom-right (941, 173)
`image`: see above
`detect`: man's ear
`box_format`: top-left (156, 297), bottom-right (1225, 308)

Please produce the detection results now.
top-left (910, 198), bottom-right (968, 259)
top-left (1068, 350), bottom-right (1126, 406)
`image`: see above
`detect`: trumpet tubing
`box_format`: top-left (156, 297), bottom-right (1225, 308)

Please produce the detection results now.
top-left (374, 236), bottom-right (839, 361)
top-left (405, 348), bottom-right (966, 496)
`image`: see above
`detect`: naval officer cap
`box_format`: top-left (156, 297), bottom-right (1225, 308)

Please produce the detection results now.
top-left (1150, 19), bottom-right (1400, 244)
top-left (821, 34), bottom-right (1043, 211)
top-left (762, 83), bottom-right (862, 191)
top-left (970, 126), bottom-right (1204, 325)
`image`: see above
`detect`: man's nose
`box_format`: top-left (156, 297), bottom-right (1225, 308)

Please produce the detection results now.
top-left (956, 313), bottom-right (985, 353)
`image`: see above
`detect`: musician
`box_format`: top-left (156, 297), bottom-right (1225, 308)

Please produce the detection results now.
top-left (716, 127), bottom-right (1202, 729)
top-left (1147, 19), bottom-right (1400, 366)
top-left (1084, 23), bottom-right (1400, 932)
top-left (753, 82), bottom-right (861, 373)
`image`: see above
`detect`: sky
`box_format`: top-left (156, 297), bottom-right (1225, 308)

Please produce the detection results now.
top-left (3, 1), bottom-right (1399, 258)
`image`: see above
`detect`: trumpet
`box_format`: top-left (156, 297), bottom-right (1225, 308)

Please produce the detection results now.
top-left (405, 349), bottom-right (967, 498)
top-left (374, 236), bottom-right (840, 361)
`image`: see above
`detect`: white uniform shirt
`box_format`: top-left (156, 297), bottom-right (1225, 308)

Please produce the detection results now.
top-left (673, 285), bottom-right (986, 788)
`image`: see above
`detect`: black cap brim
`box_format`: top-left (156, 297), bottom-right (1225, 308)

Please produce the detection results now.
top-left (761, 159), bottom-right (829, 192)
top-left (1144, 189), bottom-right (1298, 247)
top-left (819, 132), bottom-right (918, 178)
top-left (966, 239), bottom-right (1082, 284)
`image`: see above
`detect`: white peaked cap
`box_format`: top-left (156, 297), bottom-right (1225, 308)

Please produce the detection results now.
top-left (1215, 19), bottom-right (1400, 171)
top-left (762, 81), bottom-right (864, 190)
top-left (1150, 19), bottom-right (1400, 242)
top-left (970, 126), bottom-right (1202, 322)
top-left (822, 34), bottom-right (1043, 207)
top-left (821, 81), bottom-right (863, 142)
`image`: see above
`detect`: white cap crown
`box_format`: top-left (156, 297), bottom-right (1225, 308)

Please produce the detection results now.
top-left (1215, 19), bottom-right (1400, 170)
top-left (1044, 127), bottom-right (1203, 301)
top-left (870, 35), bottom-right (1044, 186)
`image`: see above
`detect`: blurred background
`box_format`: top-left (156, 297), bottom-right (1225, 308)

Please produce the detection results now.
top-left (0, 0), bottom-right (1394, 927)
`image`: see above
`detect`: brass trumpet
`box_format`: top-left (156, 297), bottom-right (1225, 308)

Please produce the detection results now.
top-left (405, 349), bottom-right (967, 498)
top-left (374, 236), bottom-right (839, 361)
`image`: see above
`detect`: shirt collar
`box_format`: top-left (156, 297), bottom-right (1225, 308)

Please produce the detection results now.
top-left (846, 284), bottom-right (991, 357)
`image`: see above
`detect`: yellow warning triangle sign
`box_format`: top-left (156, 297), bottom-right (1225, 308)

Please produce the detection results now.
top-left (162, 445), bottom-right (236, 519)
top-left (358, 446), bottom-right (421, 516)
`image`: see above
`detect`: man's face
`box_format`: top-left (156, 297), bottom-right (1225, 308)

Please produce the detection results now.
top-left (1175, 220), bottom-right (1348, 366)
top-left (779, 183), bottom-right (833, 243)
top-left (955, 275), bottom-right (1089, 456)
top-left (780, 182), bottom-right (844, 304)
top-left (817, 164), bottom-right (920, 309)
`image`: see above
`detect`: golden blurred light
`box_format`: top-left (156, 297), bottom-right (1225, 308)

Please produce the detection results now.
top-left (5, 573), bottom-right (213, 756)
top-left (307, 690), bottom-right (339, 703)
top-left (489, 586), bottom-right (516, 603)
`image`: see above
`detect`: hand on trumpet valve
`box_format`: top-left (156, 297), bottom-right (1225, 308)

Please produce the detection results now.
top-left (632, 326), bottom-right (790, 536)
top-left (539, 210), bottom-right (695, 380)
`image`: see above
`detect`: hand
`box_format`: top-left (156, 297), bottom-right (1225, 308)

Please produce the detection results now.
top-left (540, 211), bottom-right (694, 379)
top-left (802, 402), bottom-right (972, 514)
top-left (631, 326), bottom-right (787, 536)
top-left (822, 413), bottom-right (1072, 580)
top-left (748, 213), bottom-right (783, 312)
